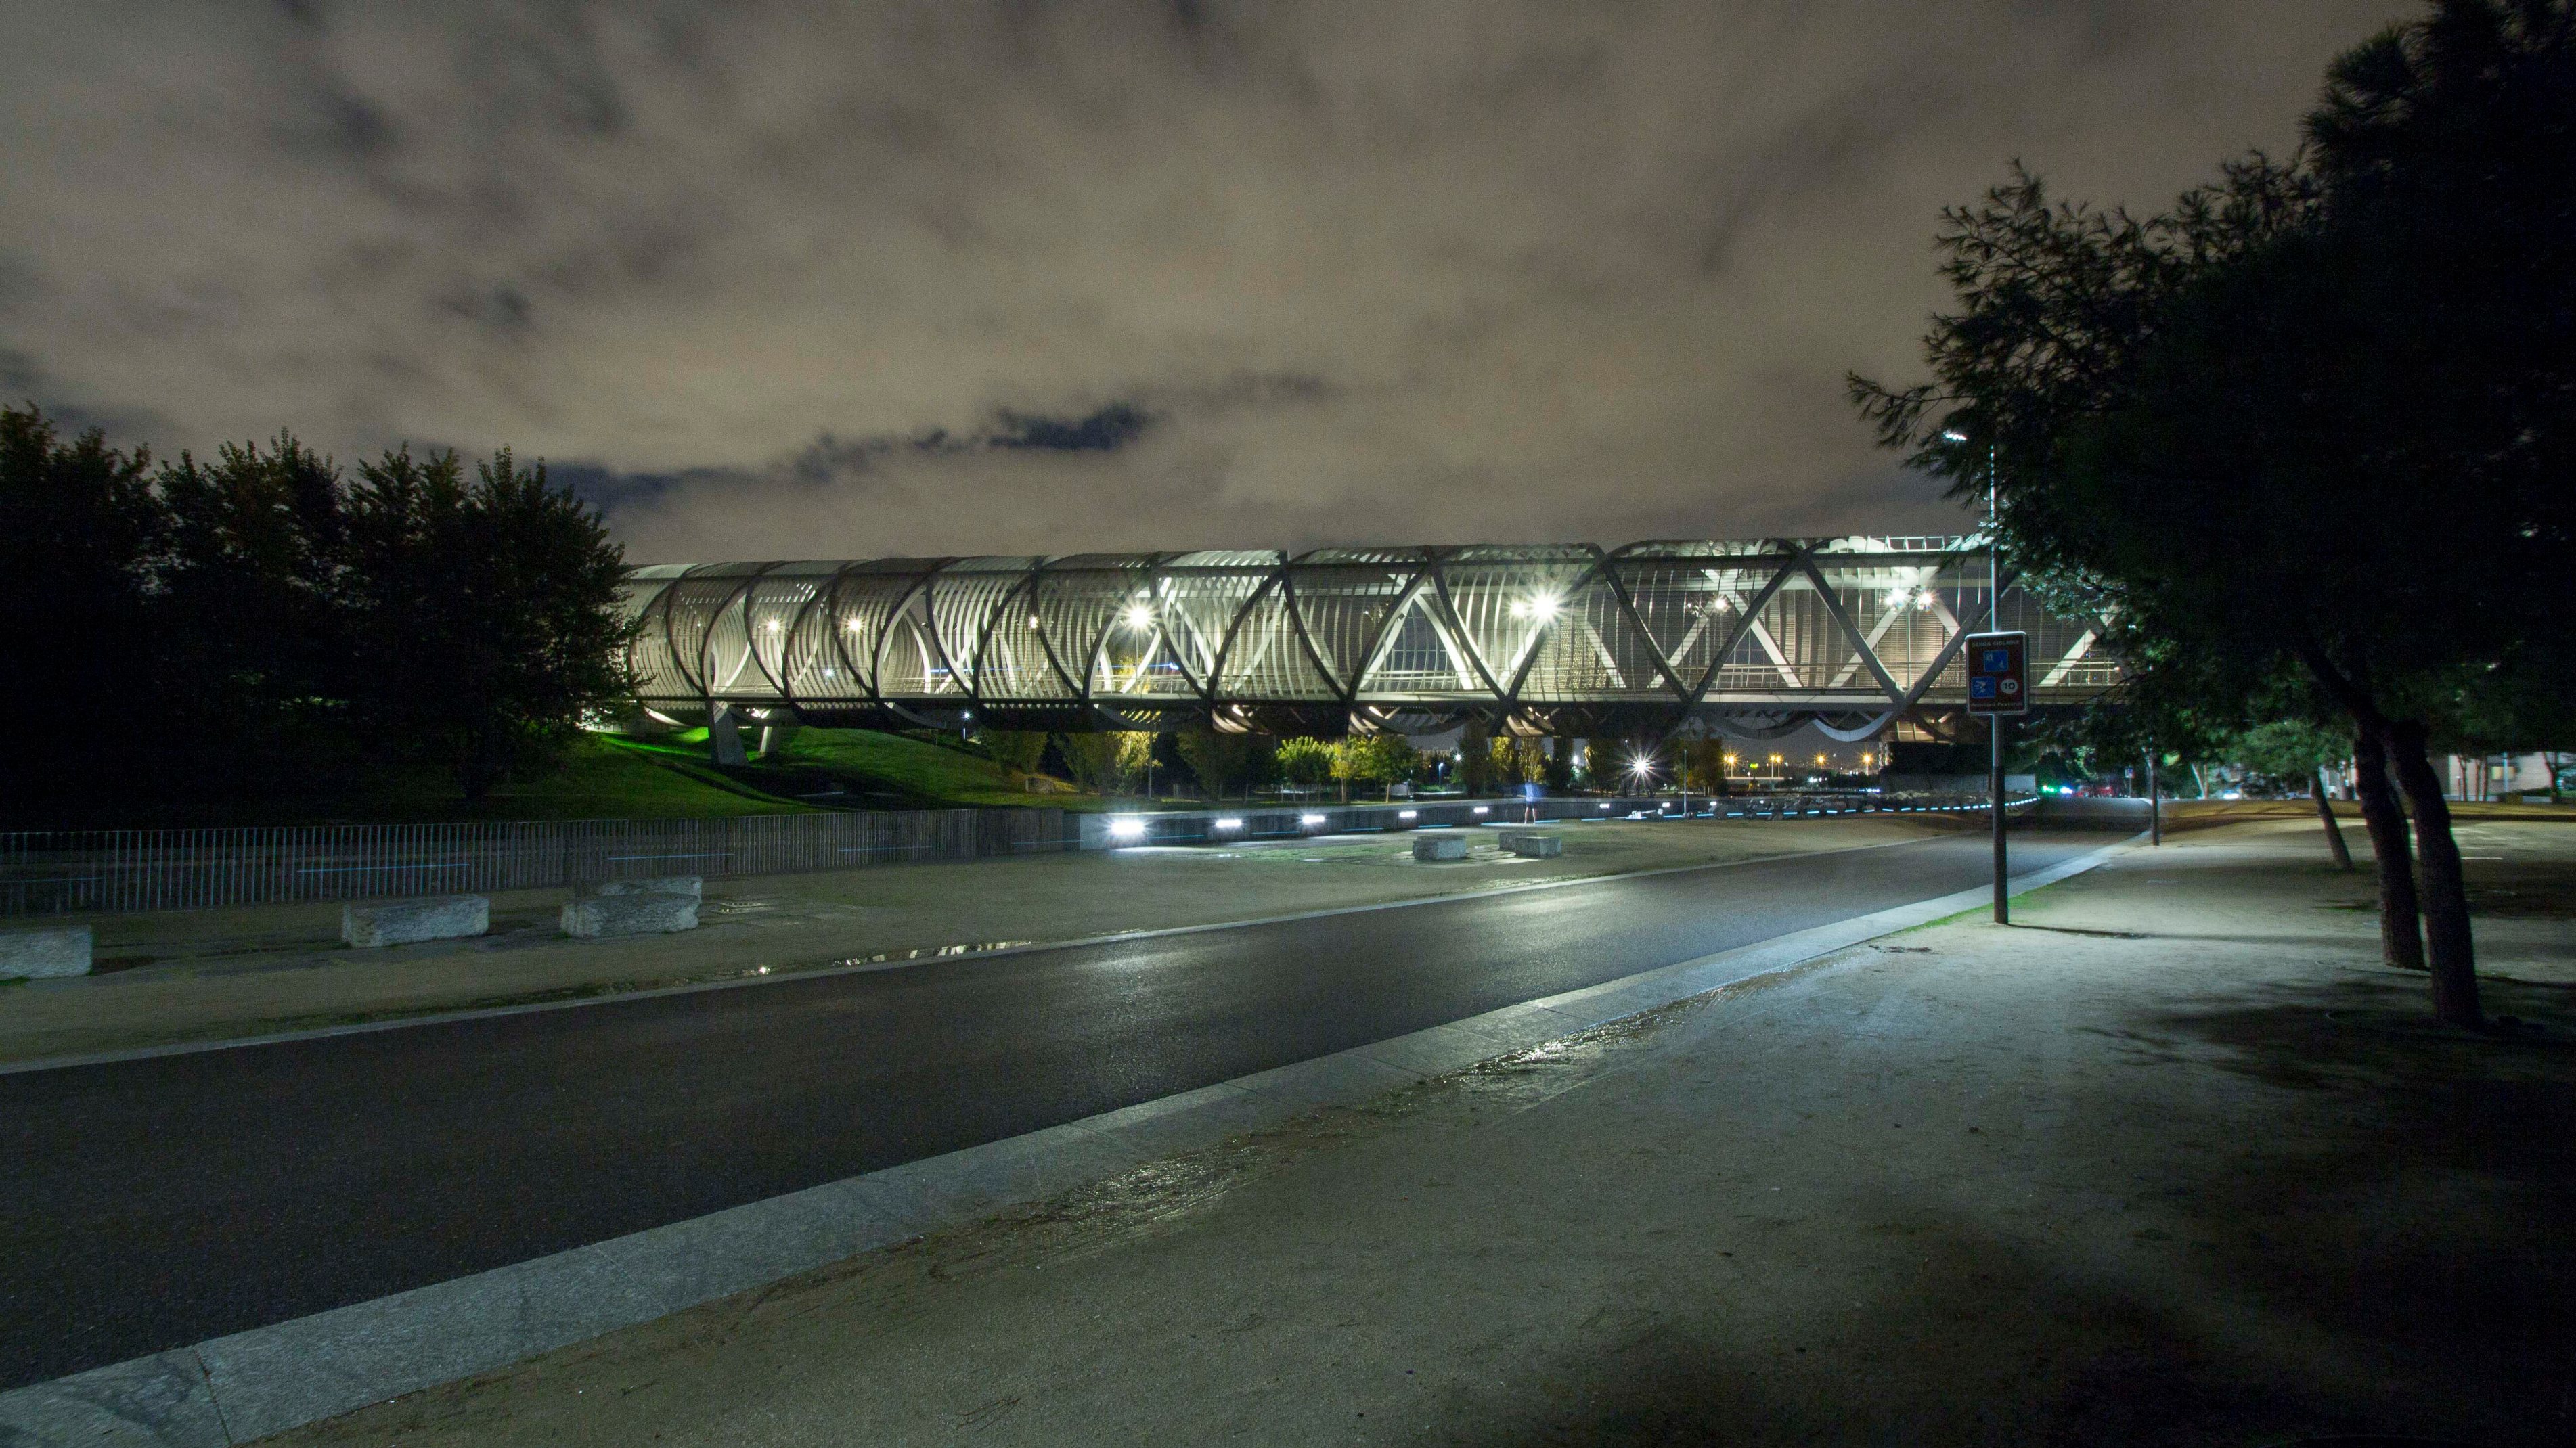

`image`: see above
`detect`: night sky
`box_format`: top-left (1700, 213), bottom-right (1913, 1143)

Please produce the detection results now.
top-left (6, 1), bottom-right (2405, 562)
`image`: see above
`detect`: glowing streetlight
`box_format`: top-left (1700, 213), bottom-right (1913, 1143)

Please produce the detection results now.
top-left (1122, 602), bottom-right (1153, 630)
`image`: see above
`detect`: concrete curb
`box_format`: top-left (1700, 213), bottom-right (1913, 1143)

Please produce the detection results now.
top-left (0, 836), bottom-right (2137, 1446)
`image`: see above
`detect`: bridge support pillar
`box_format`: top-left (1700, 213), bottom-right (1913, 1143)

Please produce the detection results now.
top-left (708, 705), bottom-right (749, 767)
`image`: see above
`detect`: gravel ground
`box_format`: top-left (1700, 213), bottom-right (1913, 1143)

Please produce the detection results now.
top-left (263, 817), bottom-right (2576, 1447)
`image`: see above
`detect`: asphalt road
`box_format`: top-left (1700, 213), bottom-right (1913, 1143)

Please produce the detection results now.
top-left (0, 830), bottom-right (2098, 1389)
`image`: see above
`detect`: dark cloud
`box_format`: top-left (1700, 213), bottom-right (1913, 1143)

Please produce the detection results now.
top-left (988, 403), bottom-right (1155, 453)
top-left (1, 0), bottom-right (2413, 560)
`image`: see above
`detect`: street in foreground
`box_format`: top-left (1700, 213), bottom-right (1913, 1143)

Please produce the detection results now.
top-left (269, 818), bottom-right (2574, 1447)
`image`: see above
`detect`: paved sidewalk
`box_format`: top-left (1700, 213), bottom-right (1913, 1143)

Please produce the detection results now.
top-left (0, 817), bottom-right (1951, 1065)
top-left (269, 818), bottom-right (2576, 1447)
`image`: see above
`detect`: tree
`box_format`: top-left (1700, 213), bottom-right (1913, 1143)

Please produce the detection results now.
top-left (1174, 726), bottom-right (1272, 801)
top-left (155, 432), bottom-right (351, 754)
top-left (0, 405), bottom-right (158, 803)
top-left (1275, 736), bottom-right (1336, 794)
top-left (1542, 736), bottom-right (1576, 792)
top-left (978, 729), bottom-right (1050, 783)
top-left (1482, 735), bottom-right (1542, 791)
top-left (340, 448), bottom-right (635, 801)
top-left (1457, 719), bottom-right (1494, 796)
top-left (1054, 731), bottom-right (1153, 796)
top-left (1333, 733), bottom-right (1419, 800)
top-left (1677, 738), bottom-right (1730, 796)
top-left (2229, 719), bottom-right (2357, 869)
top-left (1850, 0), bottom-right (2576, 1027)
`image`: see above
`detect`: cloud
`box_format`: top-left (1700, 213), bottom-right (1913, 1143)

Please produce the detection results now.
top-left (1, 0), bottom-right (2412, 560)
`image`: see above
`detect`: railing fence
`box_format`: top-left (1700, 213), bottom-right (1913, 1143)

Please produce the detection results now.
top-left (0, 809), bottom-right (1076, 917)
top-left (0, 790), bottom-right (2047, 918)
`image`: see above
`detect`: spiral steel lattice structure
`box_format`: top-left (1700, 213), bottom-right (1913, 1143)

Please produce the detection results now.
top-left (621, 535), bottom-right (2116, 740)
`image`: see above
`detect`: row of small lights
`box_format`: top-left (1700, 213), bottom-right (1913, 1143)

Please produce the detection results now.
top-left (1107, 789), bottom-right (2024, 843)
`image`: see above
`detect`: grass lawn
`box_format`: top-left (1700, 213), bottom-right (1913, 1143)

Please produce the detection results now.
top-left (8, 727), bottom-right (1109, 831)
top-left (613, 727), bottom-right (1104, 811)
top-left (5, 734), bottom-right (816, 831)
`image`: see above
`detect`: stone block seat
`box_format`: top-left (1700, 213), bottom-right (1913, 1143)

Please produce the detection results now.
top-left (0, 927), bottom-right (91, 980)
top-left (342, 895), bottom-right (490, 948)
top-left (563, 877), bottom-right (701, 938)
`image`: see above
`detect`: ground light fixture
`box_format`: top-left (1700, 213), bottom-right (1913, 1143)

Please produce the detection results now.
top-left (1399, 810), bottom-right (1418, 819)
top-left (1108, 817), bottom-right (1147, 840)
top-left (1214, 818), bottom-right (1244, 830)
top-left (1472, 805), bottom-right (1489, 814)
top-left (1300, 813), bottom-right (1327, 825)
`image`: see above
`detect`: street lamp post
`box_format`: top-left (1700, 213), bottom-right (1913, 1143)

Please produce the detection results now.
top-left (1949, 427), bottom-right (2009, 924)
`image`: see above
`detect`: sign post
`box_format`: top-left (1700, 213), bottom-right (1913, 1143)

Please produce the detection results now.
top-left (1965, 631), bottom-right (2028, 924)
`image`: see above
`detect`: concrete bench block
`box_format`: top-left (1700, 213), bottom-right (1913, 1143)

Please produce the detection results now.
top-left (1412, 834), bottom-right (1469, 862)
top-left (1501, 832), bottom-right (1563, 859)
top-left (592, 876), bottom-right (702, 900)
top-left (0, 926), bottom-right (92, 980)
top-left (563, 890), bottom-right (698, 939)
top-left (342, 895), bottom-right (489, 949)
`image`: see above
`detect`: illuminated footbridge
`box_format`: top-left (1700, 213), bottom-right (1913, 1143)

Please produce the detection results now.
top-left (621, 536), bottom-right (2117, 741)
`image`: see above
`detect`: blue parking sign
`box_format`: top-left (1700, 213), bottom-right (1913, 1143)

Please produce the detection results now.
top-left (1964, 631), bottom-right (2028, 716)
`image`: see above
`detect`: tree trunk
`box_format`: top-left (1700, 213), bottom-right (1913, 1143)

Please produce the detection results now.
top-left (2312, 768), bottom-right (2353, 870)
top-left (2351, 729), bottom-right (2426, 973)
top-left (2382, 719), bottom-right (2482, 1028)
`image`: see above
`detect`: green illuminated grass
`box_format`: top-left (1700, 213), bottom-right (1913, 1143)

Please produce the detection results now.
top-left (606, 727), bottom-right (1103, 812)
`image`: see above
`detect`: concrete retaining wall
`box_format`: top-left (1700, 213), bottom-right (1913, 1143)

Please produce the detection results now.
top-left (342, 896), bottom-right (489, 949)
top-left (0, 926), bottom-right (91, 979)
